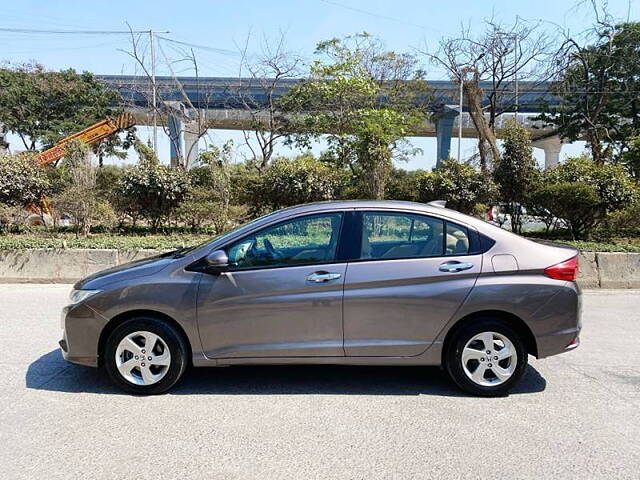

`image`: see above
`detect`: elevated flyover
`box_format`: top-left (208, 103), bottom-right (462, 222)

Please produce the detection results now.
top-left (98, 75), bottom-right (563, 167)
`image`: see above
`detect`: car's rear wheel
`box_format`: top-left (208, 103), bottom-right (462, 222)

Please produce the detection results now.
top-left (445, 319), bottom-right (528, 397)
top-left (104, 317), bottom-right (188, 395)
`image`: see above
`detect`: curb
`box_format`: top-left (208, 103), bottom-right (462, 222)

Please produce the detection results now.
top-left (0, 249), bottom-right (637, 288)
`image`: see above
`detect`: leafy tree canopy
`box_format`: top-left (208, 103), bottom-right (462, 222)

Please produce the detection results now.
top-left (0, 63), bottom-right (131, 158)
top-left (282, 33), bottom-right (430, 199)
top-left (540, 22), bottom-right (640, 162)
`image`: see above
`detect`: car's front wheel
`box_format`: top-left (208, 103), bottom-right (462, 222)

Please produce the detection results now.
top-left (445, 319), bottom-right (528, 397)
top-left (104, 317), bottom-right (188, 394)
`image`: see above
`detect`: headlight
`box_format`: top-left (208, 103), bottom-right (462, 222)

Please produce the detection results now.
top-left (69, 289), bottom-right (101, 305)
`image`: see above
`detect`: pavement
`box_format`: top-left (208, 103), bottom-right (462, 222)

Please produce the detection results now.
top-left (0, 285), bottom-right (639, 479)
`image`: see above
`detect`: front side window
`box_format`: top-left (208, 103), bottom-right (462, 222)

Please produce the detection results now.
top-left (227, 213), bottom-right (343, 269)
top-left (360, 212), bottom-right (444, 260)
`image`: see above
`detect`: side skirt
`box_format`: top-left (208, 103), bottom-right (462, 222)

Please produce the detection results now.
top-left (191, 342), bottom-right (443, 367)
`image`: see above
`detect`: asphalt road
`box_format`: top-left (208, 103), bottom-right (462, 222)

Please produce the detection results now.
top-left (0, 285), bottom-right (639, 479)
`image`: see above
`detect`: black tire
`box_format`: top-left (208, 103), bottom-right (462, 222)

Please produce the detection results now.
top-left (104, 316), bottom-right (189, 395)
top-left (445, 318), bottom-right (528, 397)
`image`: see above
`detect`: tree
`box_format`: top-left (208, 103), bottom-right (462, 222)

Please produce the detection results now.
top-left (417, 159), bottom-right (496, 214)
top-left (51, 140), bottom-right (98, 236)
top-left (621, 136), bottom-right (640, 179)
top-left (283, 33), bottom-right (429, 199)
top-left (539, 10), bottom-right (640, 162)
top-left (235, 33), bottom-right (301, 171)
top-left (185, 141), bottom-right (240, 232)
top-left (425, 19), bottom-right (556, 171)
top-left (122, 30), bottom-right (222, 168)
top-left (0, 63), bottom-right (130, 157)
top-left (493, 119), bottom-right (539, 233)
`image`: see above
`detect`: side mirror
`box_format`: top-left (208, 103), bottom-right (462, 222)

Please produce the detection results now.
top-left (204, 249), bottom-right (229, 273)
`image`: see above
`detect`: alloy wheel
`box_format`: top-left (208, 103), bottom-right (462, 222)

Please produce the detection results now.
top-left (461, 331), bottom-right (517, 387)
top-left (115, 330), bottom-right (171, 386)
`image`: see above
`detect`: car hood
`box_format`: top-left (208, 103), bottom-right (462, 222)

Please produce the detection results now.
top-left (74, 252), bottom-right (177, 290)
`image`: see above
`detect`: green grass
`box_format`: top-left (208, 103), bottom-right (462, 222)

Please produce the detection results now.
top-left (0, 233), bottom-right (213, 251)
top-left (547, 240), bottom-right (640, 253)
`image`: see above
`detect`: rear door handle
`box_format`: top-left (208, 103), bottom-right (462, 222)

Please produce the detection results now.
top-left (307, 271), bottom-right (342, 283)
top-left (439, 261), bottom-right (474, 273)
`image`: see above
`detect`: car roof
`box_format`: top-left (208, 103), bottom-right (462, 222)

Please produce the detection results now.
top-left (272, 200), bottom-right (477, 224)
top-left (274, 200), bottom-right (437, 213)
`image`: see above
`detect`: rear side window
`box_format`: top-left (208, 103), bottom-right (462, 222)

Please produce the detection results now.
top-left (445, 222), bottom-right (470, 256)
top-left (360, 212), bottom-right (444, 260)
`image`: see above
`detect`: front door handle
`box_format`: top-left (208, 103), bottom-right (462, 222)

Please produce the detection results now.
top-left (307, 271), bottom-right (342, 283)
top-left (439, 261), bottom-right (474, 273)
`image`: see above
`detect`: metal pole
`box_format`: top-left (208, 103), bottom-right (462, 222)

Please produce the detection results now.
top-left (458, 73), bottom-right (463, 162)
top-left (149, 30), bottom-right (157, 152)
top-left (514, 34), bottom-right (519, 124)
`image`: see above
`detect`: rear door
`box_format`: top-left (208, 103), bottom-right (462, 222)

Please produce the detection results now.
top-left (343, 211), bottom-right (482, 357)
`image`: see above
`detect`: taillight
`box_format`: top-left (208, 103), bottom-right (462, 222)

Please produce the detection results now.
top-left (544, 255), bottom-right (579, 281)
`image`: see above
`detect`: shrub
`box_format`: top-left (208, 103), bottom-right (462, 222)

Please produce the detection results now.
top-left (0, 153), bottom-right (50, 207)
top-left (605, 198), bottom-right (640, 237)
top-left (384, 168), bottom-right (424, 201)
top-left (530, 156), bottom-right (638, 238)
top-left (177, 188), bottom-right (219, 231)
top-left (548, 156), bottom-right (636, 215)
top-left (531, 182), bottom-right (600, 239)
top-left (0, 202), bottom-right (31, 232)
top-left (255, 155), bottom-right (343, 211)
top-left (92, 200), bottom-right (118, 231)
top-left (95, 165), bottom-right (124, 199)
top-left (416, 159), bottom-right (496, 214)
top-left (115, 162), bottom-right (190, 231)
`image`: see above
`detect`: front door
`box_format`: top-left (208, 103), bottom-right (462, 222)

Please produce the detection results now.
top-left (343, 211), bottom-right (482, 357)
top-left (197, 213), bottom-right (346, 359)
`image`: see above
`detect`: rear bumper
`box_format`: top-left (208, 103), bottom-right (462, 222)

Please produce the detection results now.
top-left (535, 327), bottom-right (581, 359)
top-left (533, 282), bottom-right (582, 358)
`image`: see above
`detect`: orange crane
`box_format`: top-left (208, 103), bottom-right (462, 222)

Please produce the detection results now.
top-left (28, 112), bottom-right (135, 218)
top-left (35, 112), bottom-right (135, 166)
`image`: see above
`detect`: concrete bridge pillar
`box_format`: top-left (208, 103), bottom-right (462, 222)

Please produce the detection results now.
top-left (168, 114), bottom-right (183, 167)
top-left (184, 122), bottom-right (201, 166)
top-left (435, 112), bottom-right (456, 168)
top-left (533, 135), bottom-right (563, 169)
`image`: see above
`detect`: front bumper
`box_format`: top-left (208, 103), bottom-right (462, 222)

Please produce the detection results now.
top-left (60, 303), bottom-right (104, 368)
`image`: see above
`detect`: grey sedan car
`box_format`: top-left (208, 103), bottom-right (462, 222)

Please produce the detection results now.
top-left (60, 200), bottom-right (581, 396)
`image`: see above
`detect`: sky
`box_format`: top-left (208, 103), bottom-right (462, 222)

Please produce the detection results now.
top-left (2, 0), bottom-right (638, 169)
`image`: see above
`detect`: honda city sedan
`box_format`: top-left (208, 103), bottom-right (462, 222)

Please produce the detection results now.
top-left (60, 200), bottom-right (581, 396)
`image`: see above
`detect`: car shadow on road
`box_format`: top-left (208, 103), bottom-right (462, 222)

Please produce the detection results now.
top-left (26, 349), bottom-right (546, 397)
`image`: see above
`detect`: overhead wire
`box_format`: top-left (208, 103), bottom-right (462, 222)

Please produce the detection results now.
top-left (318, 0), bottom-right (443, 33)
top-left (0, 27), bottom-right (157, 34)
top-left (156, 35), bottom-right (239, 56)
